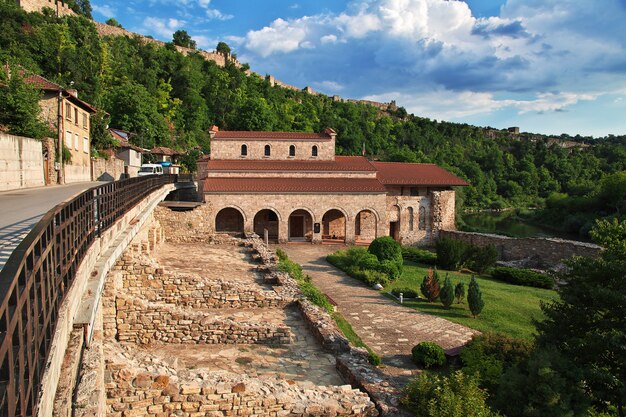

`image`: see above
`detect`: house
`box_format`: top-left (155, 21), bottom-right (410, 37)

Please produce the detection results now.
top-left (24, 74), bottom-right (97, 183)
top-left (109, 128), bottom-right (144, 177)
top-left (150, 146), bottom-right (181, 174)
top-left (197, 127), bottom-right (468, 245)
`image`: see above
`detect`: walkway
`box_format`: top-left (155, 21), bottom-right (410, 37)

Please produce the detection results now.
top-left (278, 244), bottom-right (478, 370)
top-left (0, 182), bottom-right (102, 272)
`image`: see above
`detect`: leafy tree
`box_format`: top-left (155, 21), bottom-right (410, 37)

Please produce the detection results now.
top-left (533, 219), bottom-right (626, 416)
top-left (421, 268), bottom-right (441, 302)
top-left (66, 0), bottom-right (92, 18)
top-left (454, 282), bottom-right (465, 304)
top-left (216, 41), bottom-right (231, 55)
top-left (0, 67), bottom-right (51, 139)
top-left (105, 18), bottom-right (123, 28)
top-left (367, 236), bottom-right (403, 273)
top-left (172, 30), bottom-right (196, 49)
top-left (90, 109), bottom-right (115, 150)
top-left (467, 275), bottom-right (484, 318)
top-left (440, 274), bottom-right (454, 309)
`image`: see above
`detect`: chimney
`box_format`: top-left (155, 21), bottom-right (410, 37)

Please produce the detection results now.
top-left (209, 125), bottom-right (219, 139)
top-left (67, 89), bottom-right (78, 98)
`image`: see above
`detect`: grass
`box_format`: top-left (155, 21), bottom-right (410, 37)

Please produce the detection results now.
top-left (385, 261), bottom-right (557, 340)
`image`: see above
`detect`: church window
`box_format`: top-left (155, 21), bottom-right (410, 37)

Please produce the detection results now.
top-left (312, 145), bottom-right (318, 157)
top-left (289, 145), bottom-right (296, 157)
top-left (241, 144), bottom-right (247, 156)
top-left (264, 144), bottom-right (271, 156)
top-left (419, 207), bottom-right (426, 230)
top-left (408, 207), bottom-right (414, 231)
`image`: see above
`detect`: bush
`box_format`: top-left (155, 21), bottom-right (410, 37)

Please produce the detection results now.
top-left (490, 267), bottom-right (554, 289)
top-left (440, 274), bottom-right (454, 309)
top-left (467, 244), bottom-right (498, 274)
top-left (436, 238), bottom-right (469, 270)
top-left (356, 252), bottom-right (380, 271)
top-left (378, 259), bottom-right (401, 280)
top-left (468, 275), bottom-right (485, 318)
top-left (403, 371), bottom-right (498, 417)
top-left (353, 269), bottom-right (389, 287)
top-left (368, 236), bottom-right (403, 273)
top-left (402, 247), bottom-right (437, 265)
top-left (391, 287), bottom-right (419, 298)
top-left (454, 282), bottom-right (465, 304)
top-left (411, 342), bottom-right (446, 368)
top-left (420, 268), bottom-right (441, 302)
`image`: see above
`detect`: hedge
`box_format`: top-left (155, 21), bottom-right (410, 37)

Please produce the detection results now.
top-left (490, 267), bottom-right (554, 289)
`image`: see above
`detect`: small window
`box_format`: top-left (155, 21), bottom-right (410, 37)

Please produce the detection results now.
top-left (74, 133), bottom-right (79, 150)
top-left (419, 207), bottom-right (426, 230)
top-left (408, 207), bottom-right (414, 231)
top-left (241, 144), bottom-right (248, 156)
top-left (312, 145), bottom-right (318, 157)
top-left (83, 136), bottom-right (88, 153)
top-left (74, 108), bottom-right (79, 125)
top-left (264, 144), bottom-right (271, 157)
top-left (82, 113), bottom-right (88, 129)
top-left (289, 145), bottom-right (295, 157)
top-left (65, 103), bottom-right (72, 120)
top-left (65, 131), bottom-right (72, 147)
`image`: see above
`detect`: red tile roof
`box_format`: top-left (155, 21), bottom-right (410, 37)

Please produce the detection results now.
top-left (150, 147), bottom-right (178, 156)
top-left (371, 162), bottom-right (469, 186)
top-left (204, 156), bottom-right (376, 172)
top-left (203, 177), bottom-right (386, 193)
top-left (109, 129), bottom-right (143, 152)
top-left (212, 130), bottom-right (335, 141)
top-left (22, 74), bottom-right (97, 113)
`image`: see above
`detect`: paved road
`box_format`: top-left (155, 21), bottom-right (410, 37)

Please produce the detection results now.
top-left (0, 182), bottom-right (102, 272)
top-left (278, 244), bottom-right (478, 371)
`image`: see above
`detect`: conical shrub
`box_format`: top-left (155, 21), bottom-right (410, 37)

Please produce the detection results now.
top-left (467, 275), bottom-right (484, 318)
top-left (440, 274), bottom-right (454, 309)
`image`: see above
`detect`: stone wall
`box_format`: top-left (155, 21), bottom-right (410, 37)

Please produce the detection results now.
top-left (17, 0), bottom-right (75, 16)
top-left (153, 204), bottom-right (214, 242)
top-left (41, 137), bottom-right (58, 185)
top-left (91, 156), bottom-right (125, 181)
top-left (114, 294), bottom-right (292, 345)
top-left (439, 230), bottom-right (602, 267)
top-left (0, 133), bottom-right (44, 190)
top-left (431, 190), bottom-right (456, 238)
top-left (209, 137), bottom-right (335, 161)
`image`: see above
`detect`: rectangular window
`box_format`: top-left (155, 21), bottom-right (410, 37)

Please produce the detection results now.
top-left (74, 108), bottom-right (79, 125)
top-left (65, 103), bottom-right (72, 120)
top-left (83, 137), bottom-right (89, 153)
top-left (65, 131), bottom-right (72, 147)
top-left (82, 113), bottom-right (88, 129)
top-left (74, 133), bottom-right (79, 150)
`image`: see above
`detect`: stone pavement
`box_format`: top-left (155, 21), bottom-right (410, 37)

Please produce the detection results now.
top-left (278, 244), bottom-right (478, 372)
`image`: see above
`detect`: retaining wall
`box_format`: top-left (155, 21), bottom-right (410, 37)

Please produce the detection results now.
top-left (0, 133), bottom-right (44, 190)
top-left (439, 230), bottom-right (602, 266)
top-left (91, 156), bottom-right (125, 181)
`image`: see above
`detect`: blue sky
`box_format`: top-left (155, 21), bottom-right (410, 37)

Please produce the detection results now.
top-left (91, 0), bottom-right (626, 137)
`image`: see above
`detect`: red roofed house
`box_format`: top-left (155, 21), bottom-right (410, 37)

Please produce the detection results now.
top-left (197, 127), bottom-right (467, 245)
top-left (25, 74), bottom-right (97, 183)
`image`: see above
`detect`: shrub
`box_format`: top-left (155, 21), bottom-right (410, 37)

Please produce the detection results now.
top-left (436, 237), bottom-right (469, 270)
top-left (391, 287), bottom-right (419, 298)
top-left (454, 282), bottom-right (465, 304)
top-left (420, 268), bottom-right (441, 302)
top-left (353, 269), bottom-right (389, 287)
top-left (467, 244), bottom-right (498, 274)
top-left (368, 236), bottom-right (403, 273)
top-left (402, 247), bottom-right (437, 265)
top-left (411, 342), bottom-right (446, 368)
top-left (356, 252), bottom-right (380, 271)
top-left (368, 351), bottom-right (382, 366)
top-left (378, 259), bottom-right (401, 280)
top-left (440, 274), bottom-right (454, 309)
top-left (468, 275), bottom-right (485, 318)
top-left (490, 267), bottom-right (554, 289)
top-left (403, 371), bottom-right (499, 417)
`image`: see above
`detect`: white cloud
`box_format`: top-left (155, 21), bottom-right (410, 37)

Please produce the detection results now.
top-left (141, 17), bottom-right (186, 39)
top-left (93, 4), bottom-right (115, 18)
top-left (245, 18), bottom-right (312, 57)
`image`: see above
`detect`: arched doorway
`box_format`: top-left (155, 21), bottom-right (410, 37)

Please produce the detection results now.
top-left (215, 207), bottom-right (244, 234)
top-left (254, 209), bottom-right (279, 242)
top-left (355, 210), bottom-right (377, 244)
top-left (322, 209), bottom-right (346, 242)
top-left (288, 209), bottom-right (313, 241)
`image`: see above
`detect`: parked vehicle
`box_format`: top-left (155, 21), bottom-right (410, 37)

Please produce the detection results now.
top-left (137, 164), bottom-right (163, 176)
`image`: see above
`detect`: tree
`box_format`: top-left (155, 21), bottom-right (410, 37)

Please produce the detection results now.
top-left (105, 18), bottom-right (123, 28)
top-left (90, 110), bottom-right (114, 150)
top-left (421, 268), bottom-right (441, 302)
top-left (454, 282), bottom-right (465, 304)
top-left (0, 68), bottom-right (50, 139)
top-left (216, 41), bottom-right (231, 56)
top-left (440, 274), bottom-right (454, 309)
top-left (66, 0), bottom-right (92, 18)
top-left (172, 30), bottom-right (196, 49)
top-left (534, 219), bottom-right (626, 416)
top-left (467, 275), bottom-right (484, 318)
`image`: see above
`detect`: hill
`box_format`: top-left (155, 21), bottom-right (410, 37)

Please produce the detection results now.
top-left (1, 1), bottom-right (626, 236)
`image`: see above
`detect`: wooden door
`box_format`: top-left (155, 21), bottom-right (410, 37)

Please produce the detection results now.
top-left (289, 215), bottom-right (305, 239)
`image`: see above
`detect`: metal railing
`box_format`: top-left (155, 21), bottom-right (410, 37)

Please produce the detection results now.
top-left (0, 174), bottom-right (176, 416)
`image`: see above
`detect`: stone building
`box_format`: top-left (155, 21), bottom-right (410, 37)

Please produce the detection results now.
top-left (198, 127), bottom-right (467, 245)
top-left (24, 74), bottom-right (97, 183)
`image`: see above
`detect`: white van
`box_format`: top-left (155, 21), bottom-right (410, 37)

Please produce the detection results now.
top-left (137, 164), bottom-right (163, 176)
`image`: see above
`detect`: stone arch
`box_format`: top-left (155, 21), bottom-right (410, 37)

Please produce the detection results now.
top-left (322, 208), bottom-right (347, 242)
top-left (253, 208), bottom-right (281, 242)
top-left (390, 205), bottom-right (401, 241)
top-left (215, 206), bottom-right (245, 234)
top-left (355, 209), bottom-right (379, 243)
top-left (311, 145), bottom-right (318, 157)
top-left (288, 208), bottom-right (315, 241)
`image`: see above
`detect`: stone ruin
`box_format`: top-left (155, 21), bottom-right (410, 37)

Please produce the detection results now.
top-left (70, 211), bottom-right (407, 416)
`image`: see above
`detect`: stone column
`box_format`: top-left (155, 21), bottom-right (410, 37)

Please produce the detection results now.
top-left (345, 214), bottom-right (356, 244)
top-left (278, 219), bottom-right (289, 244)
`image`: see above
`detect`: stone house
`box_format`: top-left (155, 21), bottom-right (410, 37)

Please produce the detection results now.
top-left (198, 127), bottom-right (467, 245)
top-left (24, 74), bottom-right (97, 183)
top-left (109, 128), bottom-right (144, 177)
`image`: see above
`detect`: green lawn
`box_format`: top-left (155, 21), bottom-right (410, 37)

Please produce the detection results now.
top-left (385, 262), bottom-right (557, 340)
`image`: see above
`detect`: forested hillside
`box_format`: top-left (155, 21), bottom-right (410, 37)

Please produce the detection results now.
top-left (1, 1), bottom-right (625, 236)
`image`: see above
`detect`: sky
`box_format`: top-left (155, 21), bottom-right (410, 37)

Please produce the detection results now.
top-left (90, 0), bottom-right (626, 137)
